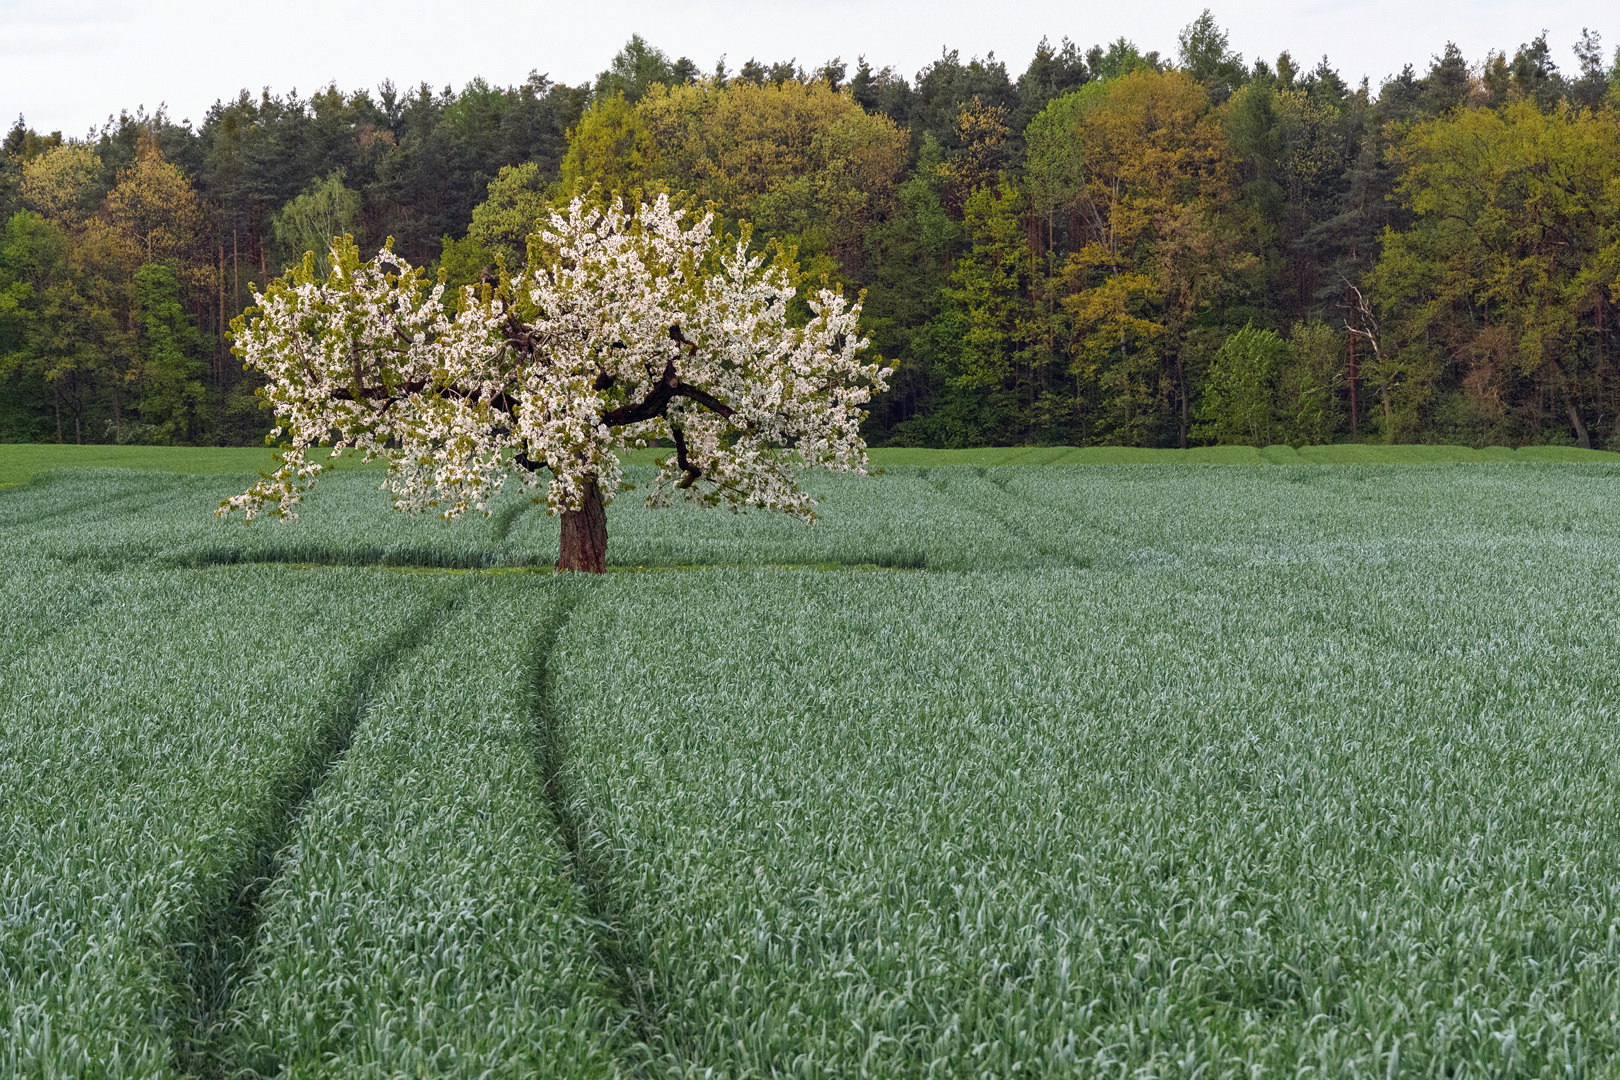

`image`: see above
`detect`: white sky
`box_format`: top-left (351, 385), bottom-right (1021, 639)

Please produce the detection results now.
top-left (2, 0), bottom-right (1612, 137)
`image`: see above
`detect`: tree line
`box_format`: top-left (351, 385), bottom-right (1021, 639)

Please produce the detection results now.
top-left (3, 17), bottom-right (1619, 448)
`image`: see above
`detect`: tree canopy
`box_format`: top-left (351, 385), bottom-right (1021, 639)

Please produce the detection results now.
top-left (223, 197), bottom-right (888, 571)
top-left (4, 15), bottom-right (1620, 449)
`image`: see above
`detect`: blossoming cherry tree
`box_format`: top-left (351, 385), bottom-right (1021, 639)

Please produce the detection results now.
top-left (221, 195), bottom-right (891, 571)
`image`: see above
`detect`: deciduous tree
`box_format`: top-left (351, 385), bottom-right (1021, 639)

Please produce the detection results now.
top-left (1195, 323), bottom-right (1284, 444)
top-left (633, 79), bottom-right (906, 279)
top-left (222, 196), bottom-right (890, 572)
top-left (269, 171), bottom-right (360, 272)
top-left (1371, 102), bottom-right (1620, 445)
top-left (133, 263), bottom-right (212, 443)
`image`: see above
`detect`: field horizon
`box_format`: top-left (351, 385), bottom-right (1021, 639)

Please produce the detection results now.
top-left (3, 440), bottom-right (1617, 491)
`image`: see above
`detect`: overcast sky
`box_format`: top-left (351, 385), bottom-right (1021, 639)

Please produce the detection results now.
top-left (2, 0), bottom-right (1612, 137)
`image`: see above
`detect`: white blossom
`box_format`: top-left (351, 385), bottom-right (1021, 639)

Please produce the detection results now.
top-left (220, 195), bottom-right (892, 525)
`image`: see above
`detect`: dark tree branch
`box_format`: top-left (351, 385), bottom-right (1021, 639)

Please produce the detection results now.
top-left (598, 325), bottom-right (736, 425)
top-left (600, 357), bottom-right (681, 426)
top-left (671, 425), bottom-right (702, 488)
top-left (673, 382), bottom-right (735, 418)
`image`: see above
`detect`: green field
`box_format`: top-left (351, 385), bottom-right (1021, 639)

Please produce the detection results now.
top-left (7, 452), bottom-right (1620, 1077)
top-left (4, 440), bottom-right (1616, 489)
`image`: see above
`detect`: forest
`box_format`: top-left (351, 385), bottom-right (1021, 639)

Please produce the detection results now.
top-left (2, 15), bottom-right (1619, 450)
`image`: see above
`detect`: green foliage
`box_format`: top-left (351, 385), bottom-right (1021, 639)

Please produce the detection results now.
top-left (1023, 85), bottom-right (1098, 221)
top-left (436, 231), bottom-right (497, 294)
top-left (269, 170), bottom-right (360, 273)
top-left (132, 263), bottom-right (212, 443)
top-left (947, 182), bottom-right (1034, 391)
top-left (0, 209), bottom-right (117, 443)
top-left (1223, 81), bottom-right (1285, 221)
top-left (1370, 102), bottom-right (1620, 447)
top-left (0, 210), bottom-right (60, 440)
top-left (631, 77), bottom-right (907, 280)
top-left (1089, 38), bottom-right (1156, 80)
top-left (593, 34), bottom-right (689, 103)
top-left (465, 161), bottom-right (549, 266)
top-left (1177, 9), bottom-right (1247, 103)
top-left (1277, 319), bottom-right (1344, 444)
top-left (555, 94), bottom-right (661, 198)
top-left (1196, 321), bottom-right (1346, 446)
top-left (18, 144), bottom-right (103, 222)
top-left (1196, 323), bottom-right (1287, 444)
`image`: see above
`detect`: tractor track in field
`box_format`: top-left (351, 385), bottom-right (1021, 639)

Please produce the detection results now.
top-left (919, 467), bottom-right (1096, 569)
top-left (0, 474), bottom-right (187, 530)
top-left (527, 582), bottom-right (674, 1075)
top-left (168, 581), bottom-right (470, 1080)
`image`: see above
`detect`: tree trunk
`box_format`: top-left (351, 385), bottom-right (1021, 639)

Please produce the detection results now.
top-left (1567, 401), bottom-right (1592, 449)
top-left (218, 242), bottom-right (227, 385)
top-left (1346, 325), bottom-right (1359, 435)
top-left (1175, 352), bottom-right (1189, 449)
top-left (557, 478), bottom-right (608, 573)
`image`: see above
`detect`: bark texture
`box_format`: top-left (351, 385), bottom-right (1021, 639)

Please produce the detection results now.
top-left (557, 477), bottom-right (608, 573)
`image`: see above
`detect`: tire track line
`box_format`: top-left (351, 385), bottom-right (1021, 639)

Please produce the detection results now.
top-left (527, 580), bottom-right (670, 1076)
top-left (168, 579), bottom-right (470, 1080)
